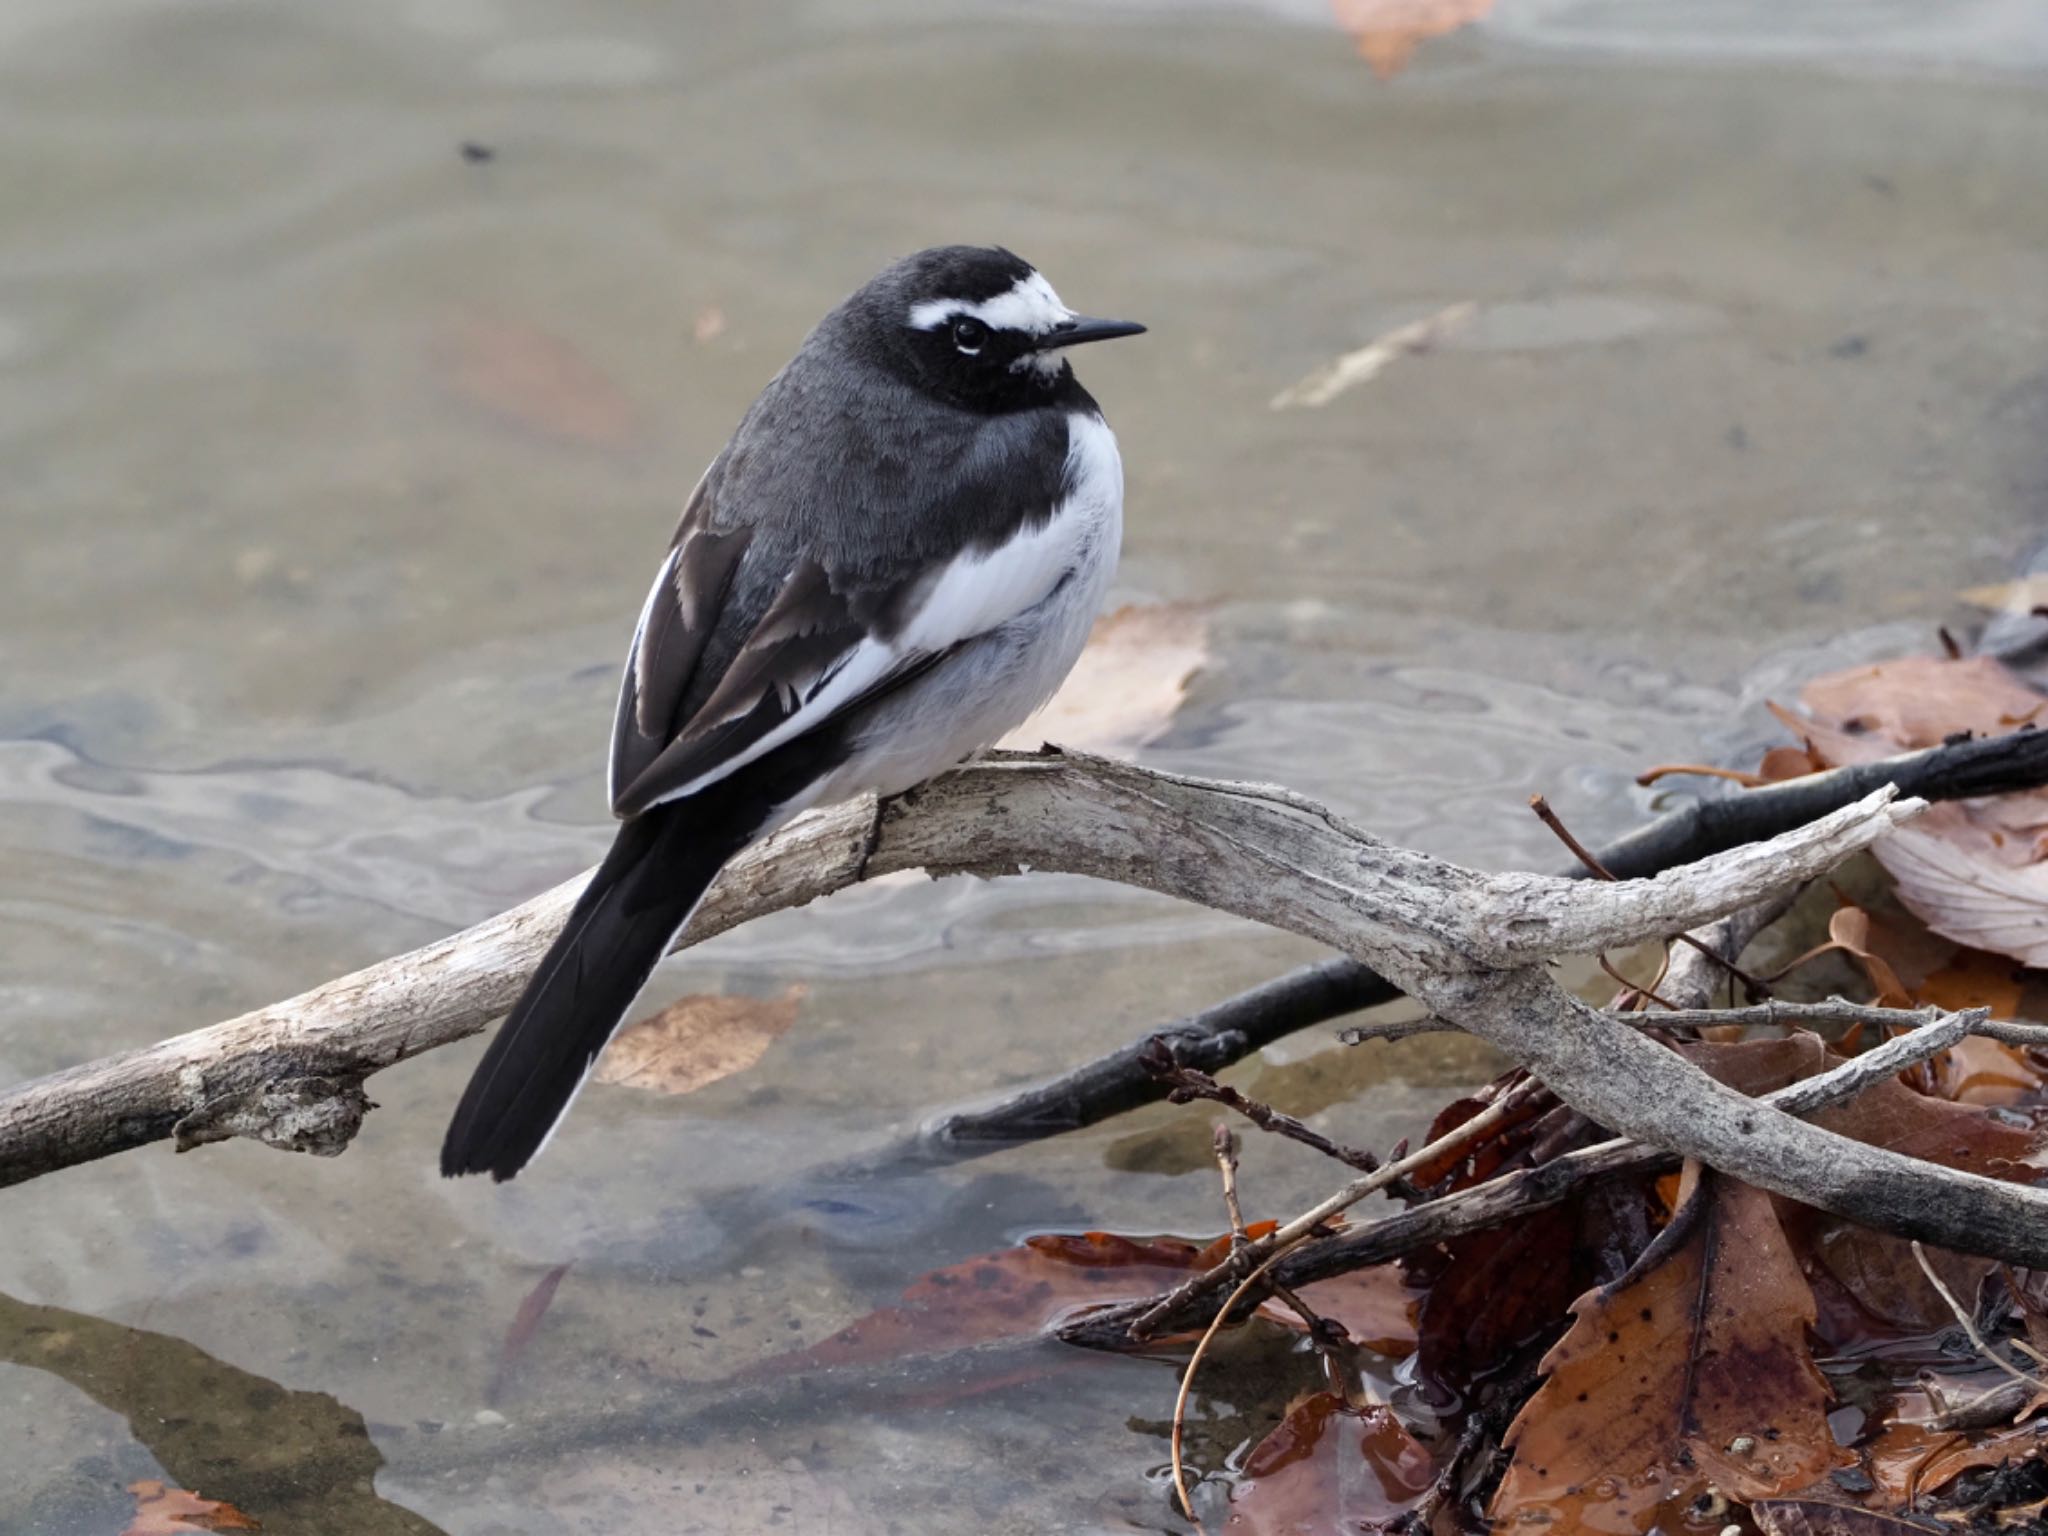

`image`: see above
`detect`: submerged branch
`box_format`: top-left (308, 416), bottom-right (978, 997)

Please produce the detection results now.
top-left (923, 728), bottom-right (2048, 1148)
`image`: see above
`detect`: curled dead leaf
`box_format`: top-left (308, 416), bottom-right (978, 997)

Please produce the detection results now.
top-left (998, 602), bottom-right (1209, 758)
top-left (1771, 657), bottom-right (2048, 965)
top-left (594, 984), bottom-right (805, 1096)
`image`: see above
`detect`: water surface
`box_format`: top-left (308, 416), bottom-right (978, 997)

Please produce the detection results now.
top-left (3, 2), bottom-right (2046, 1531)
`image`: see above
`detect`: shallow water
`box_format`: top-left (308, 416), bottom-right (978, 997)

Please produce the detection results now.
top-left (3, 1), bottom-right (2046, 1531)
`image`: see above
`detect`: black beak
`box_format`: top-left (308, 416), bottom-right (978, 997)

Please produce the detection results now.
top-left (1036, 315), bottom-right (1147, 350)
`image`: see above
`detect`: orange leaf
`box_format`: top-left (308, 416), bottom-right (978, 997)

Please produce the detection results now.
top-left (123, 1481), bottom-right (259, 1535)
top-left (1489, 1167), bottom-right (1847, 1531)
top-left (1329, 0), bottom-right (1494, 79)
top-left (1225, 1391), bottom-right (1435, 1531)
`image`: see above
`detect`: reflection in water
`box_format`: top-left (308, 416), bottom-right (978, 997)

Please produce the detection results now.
top-left (0, 1290), bottom-right (446, 1534)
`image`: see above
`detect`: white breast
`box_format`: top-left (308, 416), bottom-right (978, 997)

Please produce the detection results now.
top-left (803, 410), bottom-right (1124, 808)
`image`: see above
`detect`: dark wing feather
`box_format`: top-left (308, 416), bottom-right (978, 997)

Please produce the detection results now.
top-left (609, 483), bottom-right (754, 801)
top-left (611, 556), bottom-right (884, 818)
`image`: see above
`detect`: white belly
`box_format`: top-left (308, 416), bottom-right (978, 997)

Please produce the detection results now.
top-left (806, 411), bottom-right (1123, 805)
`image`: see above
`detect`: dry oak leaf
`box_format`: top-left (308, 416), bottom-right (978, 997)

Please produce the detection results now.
top-left (594, 984), bottom-right (805, 1095)
top-left (1330, 0), bottom-right (1494, 79)
top-left (123, 1481), bottom-right (259, 1535)
top-left (1489, 1164), bottom-right (1846, 1533)
top-left (998, 602), bottom-right (1208, 759)
top-left (1224, 1391), bottom-right (1435, 1533)
top-left (1776, 656), bottom-right (2048, 964)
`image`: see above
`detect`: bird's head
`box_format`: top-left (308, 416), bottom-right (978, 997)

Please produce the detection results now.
top-left (843, 245), bottom-right (1144, 410)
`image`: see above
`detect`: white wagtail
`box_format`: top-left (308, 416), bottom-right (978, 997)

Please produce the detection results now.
top-left (442, 246), bottom-right (1144, 1179)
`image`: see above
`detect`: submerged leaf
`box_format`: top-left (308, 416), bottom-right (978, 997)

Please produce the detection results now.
top-left (1489, 1166), bottom-right (1846, 1531)
top-left (740, 1228), bottom-right (1267, 1382)
top-left (1225, 1391), bottom-right (1435, 1532)
top-left (437, 312), bottom-right (636, 448)
top-left (999, 602), bottom-right (1209, 758)
top-left (594, 984), bottom-right (805, 1096)
top-left (122, 1481), bottom-right (259, 1535)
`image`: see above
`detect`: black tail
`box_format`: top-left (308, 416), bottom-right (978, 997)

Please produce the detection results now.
top-left (440, 802), bottom-right (746, 1181)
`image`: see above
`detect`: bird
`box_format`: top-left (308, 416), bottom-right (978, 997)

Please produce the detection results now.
top-left (441, 245), bottom-right (1144, 1180)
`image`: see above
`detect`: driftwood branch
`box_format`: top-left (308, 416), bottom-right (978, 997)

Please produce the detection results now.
top-left (923, 728), bottom-right (2048, 1147)
top-left (5, 749), bottom-right (2046, 1294)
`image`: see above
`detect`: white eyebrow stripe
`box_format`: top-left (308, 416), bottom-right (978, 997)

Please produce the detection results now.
top-left (909, 270), bottom-right (1072, 334)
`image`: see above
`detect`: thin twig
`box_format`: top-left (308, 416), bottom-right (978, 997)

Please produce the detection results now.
top-left (1913, 1240), bottom-right (2048, 1399)
top-left (1214, 1125), bottom-right (1247, 1251)
top-left (1532, 794), bottom-right (1765, 1003)
top-left (1345, 997), bottom-right (2040, 1046)
top-left (1170, 1239), bottom-right (1305, 1527)
top-left (1142, 1040), bottom-right (1429, 1200)
top-left (1635, 763), bottom-right (1774, 789)
top-left (1529, 794), bottom-right (1617, 879)
top-left (1128, 1086), bottom-right (1530, 1342)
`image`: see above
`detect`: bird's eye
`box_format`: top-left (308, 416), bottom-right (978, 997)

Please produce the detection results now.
top-left (951, 317), bottom-right (987, 355)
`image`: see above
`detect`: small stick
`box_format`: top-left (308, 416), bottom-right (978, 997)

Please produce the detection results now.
top-left (1214, 1124), bottom-right (1247, 1250)
top-left (1129, 1085), bottom-right (1529, 1341)
top-left (1346, 998), bottom-right (2047, 1047)
top-left (1169, 1239), bottom-right (1305, 1527)
top-left (1912, 1240), bottom-right (2048, 1398)
top-left (1142, 1041), bottom-right (1426, 1199)
top-left (1635, 763), bottom-right (1773, 789)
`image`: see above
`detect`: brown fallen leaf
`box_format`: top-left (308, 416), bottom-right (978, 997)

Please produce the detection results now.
top-left (593, 984), bottom-right (805, 1095)
top-left (1224, 1391), bottom-right (1435, 1532)
top-left (1772, 657), bottom-right (2048, 964)
top-left (487, 1260), bottom-right (571, 1406)
top-left (1329, 0), bottom-right (1495, 79)
top-left (437, 312), bottom-right (636, 448)
top-left (998, 602), bottom-right (1208, 758)
top-left (1489, 1165), bottom-right (1847, 1531)
top-left (123, 1481), bottom-right (259, 1535)
top-left (738, 1227), bottom-right (1274, 1384)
